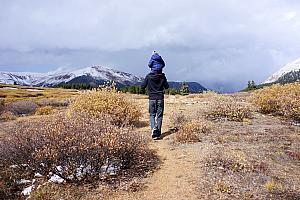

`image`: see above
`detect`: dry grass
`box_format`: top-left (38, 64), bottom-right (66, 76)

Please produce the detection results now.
top-left (252, 83), bottom-right (300, 121)
top-left (0, 111), bottom-right (16, 121)
top-left (37, 99), bottom-right (71, 107)
top-left (36, 106), bottom-right (55, 115)
top-left (169, 112), bottom-right (188, 130)
top-left (69, 88), bottom-right (141, 126)
top-left (0, 83), bottom-right (78, 103)
top-left (207, 97), bottom-right (252, 122)
top-left (170, 112), bottom-right (213, 143)
top-left (174, 119), bottom-right (213, 143)
top-left (0, 99), bottom-right (4, 113)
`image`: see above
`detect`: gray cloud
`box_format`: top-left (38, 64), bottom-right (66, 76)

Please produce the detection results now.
top-left (1, 0), bottom-right (300, 92)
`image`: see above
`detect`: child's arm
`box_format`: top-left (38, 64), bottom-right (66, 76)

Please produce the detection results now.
top-left (141, 75), bottom-right (148, 93)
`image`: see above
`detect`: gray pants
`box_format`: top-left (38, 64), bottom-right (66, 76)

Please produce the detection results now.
top-left (149, 99), bottom-right (164, 136)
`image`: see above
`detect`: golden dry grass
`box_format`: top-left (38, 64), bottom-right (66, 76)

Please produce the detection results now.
top-left (0, 83), bottom-right (79, 103)
top-left (35, 106), bottom-right (55, 115)
top-left (174, 119), bottom-right (213, 143)
top-left (252, 82), bottom-right (300, 121)
top-left (69, 88), bottom-right (141, 126)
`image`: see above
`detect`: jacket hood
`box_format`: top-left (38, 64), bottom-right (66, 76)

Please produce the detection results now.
top-left (151, 53), bottom-right (161, 61)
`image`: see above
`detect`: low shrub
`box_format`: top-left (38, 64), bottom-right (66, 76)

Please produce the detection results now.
top-left (175, 119), bottom-right (213, 143)
top-left (0, 113), bottom-right (155, 197)
top-left (215, 181), bottom-right (232, 194)
top-left (36, 106), bottom-right (55, 115)
top-left (0, 99), bottom-right (4, 113)
top-left (207, 98), bottom-right (252, 122)
top-left (37, 99), bottom-right (70, 107)
top-left (252, 83), bottom-right (300, 121)
top-left (0, 167), bottom-right (25, 199)
top-left (0, 111), bottom-right (16, 121)
top-left (69, 89), bottom-right (141, 126)
top-left (6, 100), bottom-right (37, 116)
top-left (205, 149), bottom-right (267, 173)
top-left (169, 112), bottom-right (188, 130)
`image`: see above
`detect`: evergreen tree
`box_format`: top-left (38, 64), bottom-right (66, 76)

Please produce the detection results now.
top-left (180, 82), bottom-right (190, 95)
top-left (251, 80), bottom-right (256, 88)
top-left (247, 81), bottom-right (252, 89)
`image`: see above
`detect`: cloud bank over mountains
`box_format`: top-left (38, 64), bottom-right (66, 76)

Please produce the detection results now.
top-left (1, 0), bottom-right (300, 92)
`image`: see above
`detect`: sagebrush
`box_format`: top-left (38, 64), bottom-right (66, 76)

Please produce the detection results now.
top-left (36, 106), bottom-right (55, 115)
top-left (0, 99), bottom-right (4, 113)
top-left (37, 99), bottom-right (70, 107)
top-left (6, 100), bottom-right (37, 116)
top-left (0, 111), bottom-right (16, 121)
top-left (0, 113), bottom-right (156, 198)
top-left (169, 112), bottom-right (188, 130)
top-left (252, 83), bottom-right (300, 121)
top-left (207, 97), bottom-right (252, 122)
top-left (69, 89), bottom-right (141, 126)
top-left (175, 120), bottom-right (213, 143)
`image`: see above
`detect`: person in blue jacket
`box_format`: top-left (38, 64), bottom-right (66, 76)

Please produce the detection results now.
top-left (148, 51), bottom-right (165, 74)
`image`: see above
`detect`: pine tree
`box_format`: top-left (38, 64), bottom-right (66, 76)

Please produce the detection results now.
top-left (180, 82), bottom-right (189, 95)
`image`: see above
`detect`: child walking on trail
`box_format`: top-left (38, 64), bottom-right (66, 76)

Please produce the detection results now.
top-left (142, 50), bottom-right (169, 140)
top-left (148, 50), bottom-right (165, 74)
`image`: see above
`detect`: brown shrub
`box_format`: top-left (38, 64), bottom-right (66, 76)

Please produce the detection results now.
top-left (207, 98), bottom-right (252, 122)
top-left (175, 119), bottom-right (213, 143)
top-left (0, 167), bottom-right (26, 199)
top-left (36, 106), bottom-right (55, 115)
top-left (252, 83), bottom-right (300, 121)
top-left (37, 99), bottom-right (70, 107)
top-left (0, 111), bottom-right (16, 121)
top-left (69, 89), bottom-right (141, 126)
top-left (169, 112), bottom-right (188, 130)
top-left (0, 99), bottom-right (4, 113)
top-left (0, 112), bottom-right (155, 197)
top-left (215, 180), bottom-right (232, 194)
top-left (6, 100), bottom-right (37, 116)
top-left (205, 149), bottom-right (268, 173)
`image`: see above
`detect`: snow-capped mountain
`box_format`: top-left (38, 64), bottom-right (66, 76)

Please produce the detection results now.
top-left (264, 58), bottom-right (300, 84)
top-left (0, 66), bottom-right (144, 86)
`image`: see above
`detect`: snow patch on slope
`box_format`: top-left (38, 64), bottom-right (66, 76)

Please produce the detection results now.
top-left (264, 58), bottom-right (300, 84)
top-left (0, 66), bottom-right (143, 86)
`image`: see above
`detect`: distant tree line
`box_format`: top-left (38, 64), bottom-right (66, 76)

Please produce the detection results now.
top-left (54, 82), bottom-right (191, 95)
top-left (54, 83), bottom-right (96, 90)
top-left (121, 82), bottom-right (190, 95)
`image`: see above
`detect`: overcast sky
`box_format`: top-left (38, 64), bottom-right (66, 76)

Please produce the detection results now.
top-left (1, 0), bottom-right (300, 92)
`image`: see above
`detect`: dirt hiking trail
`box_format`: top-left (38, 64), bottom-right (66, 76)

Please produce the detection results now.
top-left (110, 97), bottom-right (204, 200)
top-left (111, 129), bottom-right (202, 200)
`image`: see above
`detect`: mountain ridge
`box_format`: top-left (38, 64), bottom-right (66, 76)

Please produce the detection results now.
top-left (0, 66), bottom-right (207, 92)
top-left (264, 58), bottom-right (300, 84)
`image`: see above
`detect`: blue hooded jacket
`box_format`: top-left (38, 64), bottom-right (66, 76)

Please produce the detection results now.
top-left (148, 53), bottom-right (165, 73)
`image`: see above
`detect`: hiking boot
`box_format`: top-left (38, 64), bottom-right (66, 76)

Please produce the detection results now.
top-left (153, 136), bottom-right (161, 140)
top-left (152, 128), bottom-right (159, 138)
